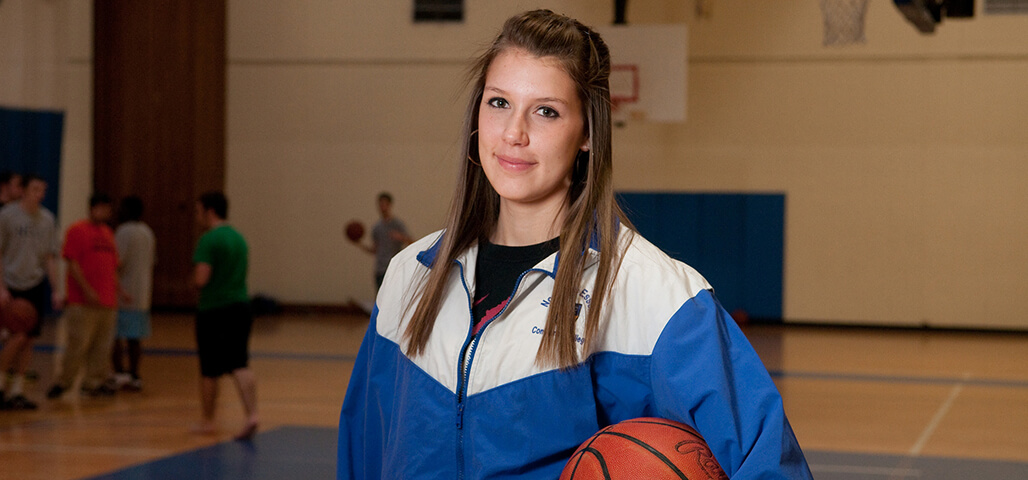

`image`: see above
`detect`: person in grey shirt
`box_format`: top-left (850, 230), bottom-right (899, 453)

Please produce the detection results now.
top-left (0, 174), bottom-right (62, 410)
top-left (111, 196), bottom-right (156, 391)
top-left (351, 192), bottom-right (413, 291)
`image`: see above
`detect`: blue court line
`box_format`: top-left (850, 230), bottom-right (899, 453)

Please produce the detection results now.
top-left (768, 369), bottom-right (1028, 389)
top-left (33, 344), bottom-right (358, 363)
top-left (31, 343), bottom-right (1026, 388)
top-left (804, 449), bottom-right (1028, 479)
top-left (81, 426), bottom-right (1028, 480)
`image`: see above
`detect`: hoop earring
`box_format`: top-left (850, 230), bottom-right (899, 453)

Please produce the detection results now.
top-left (467, 130), bottom-right (481, 166)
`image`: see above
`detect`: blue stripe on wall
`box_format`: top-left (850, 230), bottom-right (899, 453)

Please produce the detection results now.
top-left (0, 106), bottom-right (64, 215)
top-left (617, 192), bottom-right (785, 320)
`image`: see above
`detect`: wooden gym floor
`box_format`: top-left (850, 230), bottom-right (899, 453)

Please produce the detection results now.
top-left (1, 311), bottom-right (1026, 479)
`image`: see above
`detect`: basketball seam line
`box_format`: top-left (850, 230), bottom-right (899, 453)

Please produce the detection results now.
top-left (594, 431), bottom-right (689, 479)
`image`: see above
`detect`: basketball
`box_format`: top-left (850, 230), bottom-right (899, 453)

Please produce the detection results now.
top-left (560, 417), bottom-right (728, 480)
top-left (1, 298), bottom-right (38, 334)
top-left (345, 220), bottom-right (365, 241)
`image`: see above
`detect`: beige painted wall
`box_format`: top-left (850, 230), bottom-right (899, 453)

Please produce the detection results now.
top-left (0, 0), bottom-right (92, 274)
top-left (225, 0), bottom-right (611, 305)
top-left (6, 1), bottom-right (1027, 328)
top-left (616, 2), bottom-right (1028, 328)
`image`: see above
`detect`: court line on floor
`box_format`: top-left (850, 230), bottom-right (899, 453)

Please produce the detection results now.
top-left (808, 464), bottom-right (921, 477)
top-left (31, 343), bottom-right (1028, 388)
top-left (767, 369), bottom-right (1028, 389)
top-left (0, 442), bottom-right (173, 457)
top-left (34, 344), bottom-right (359, 363)
top-left (910, 377), bottom-right (966, 455)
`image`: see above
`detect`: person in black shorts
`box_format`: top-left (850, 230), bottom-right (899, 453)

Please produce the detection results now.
top-left (191, 192), bottom-right (258, 440)
top-left (0, 175), bottom-right (61, 410)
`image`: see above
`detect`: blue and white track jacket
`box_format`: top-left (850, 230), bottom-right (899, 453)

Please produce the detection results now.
top-left (338, 229), bottom-right (812, 479)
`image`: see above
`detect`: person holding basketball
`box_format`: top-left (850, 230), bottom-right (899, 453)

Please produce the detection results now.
top-left (338, 10), bottom-right (811, 479)
top-left (0, 174), bottom-right (61, 411)
top-left (350, 192), bottom-right (413, 291)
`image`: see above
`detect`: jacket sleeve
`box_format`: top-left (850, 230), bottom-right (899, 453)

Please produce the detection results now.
top-left (649, 289), bottom-right (812, 479)
top-left (337, 309), bottom-right (381, 480)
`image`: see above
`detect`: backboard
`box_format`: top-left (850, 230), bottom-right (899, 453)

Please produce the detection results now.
top-left (595, 24), bottom-right (688, 125)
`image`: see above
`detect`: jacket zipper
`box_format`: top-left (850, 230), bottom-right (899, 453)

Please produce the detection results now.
top-left (455, 260), bottom-right (474, 480)
top-left (454, 265), bottom-right (544, 479)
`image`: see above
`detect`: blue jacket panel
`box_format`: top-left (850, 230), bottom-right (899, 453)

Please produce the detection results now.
top-left (338, 230), bottom-right (812, 479)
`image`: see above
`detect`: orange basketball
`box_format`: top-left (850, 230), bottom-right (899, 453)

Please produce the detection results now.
top-left (345, 220), bottom-right (365, 241)
top-left (1, 298), bottom-right (38, 334)
top-left (560, 418), bottom-right (728, 480)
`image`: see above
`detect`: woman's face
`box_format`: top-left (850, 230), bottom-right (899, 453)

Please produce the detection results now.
top-left (477, 48), bottom-right (588, 214)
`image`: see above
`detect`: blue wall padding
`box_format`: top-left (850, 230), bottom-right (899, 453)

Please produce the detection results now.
top-left (617, 192), bottom-right (785, 320)
top-left (0, 106), bottom-right (64, 215)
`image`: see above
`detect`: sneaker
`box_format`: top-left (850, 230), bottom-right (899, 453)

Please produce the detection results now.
top-left (110, 373), bottom-right (132, 389)
top-left (82, 384), bottom-right (117, 397)
top-left (6, 395), bottom-right (38, 410)
top-left (123, 377), bottom-right (143, 392)
top-left (46, 385), bottom-right (66, 399)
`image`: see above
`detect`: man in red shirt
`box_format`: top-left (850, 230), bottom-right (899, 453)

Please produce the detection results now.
top-left (47, 194), bottom-right (120, 399)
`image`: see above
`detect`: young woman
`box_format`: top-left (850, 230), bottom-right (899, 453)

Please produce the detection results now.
top-left (338, 10), bottom-right (811, 479)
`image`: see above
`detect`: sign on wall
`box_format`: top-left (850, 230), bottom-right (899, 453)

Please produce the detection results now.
top-left (414, 0), bottom-right (463, 22)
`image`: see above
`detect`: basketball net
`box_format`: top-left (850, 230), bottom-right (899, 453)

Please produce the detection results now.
top-left (610, 64), bottom-right (640, 128)
top-left (612, 99), bottom-right (629, 128)
top-left (820, 0), bottom-right (869, 46)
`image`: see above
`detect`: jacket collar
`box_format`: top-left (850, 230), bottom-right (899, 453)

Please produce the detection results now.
top-left (416, 222), bottom-right (614, 278)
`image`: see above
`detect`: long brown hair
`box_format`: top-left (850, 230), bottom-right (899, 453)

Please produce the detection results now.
top-left (403, 9), bottom-right (631, 368)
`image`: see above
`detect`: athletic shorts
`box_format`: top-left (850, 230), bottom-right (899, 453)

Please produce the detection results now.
top-left (10, 281), bottom-right (48, 338)
top-left (195, 302), bottom-right (253, 378)
top-left (116, 309), bottom-right (152, 340)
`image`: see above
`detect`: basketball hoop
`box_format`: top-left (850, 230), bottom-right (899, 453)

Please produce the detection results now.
top-left (820, 0), bottom-right (869, 47)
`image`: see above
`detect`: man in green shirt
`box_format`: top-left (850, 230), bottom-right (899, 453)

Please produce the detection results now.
top-left (192, 191), bottom-right (258, 441)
